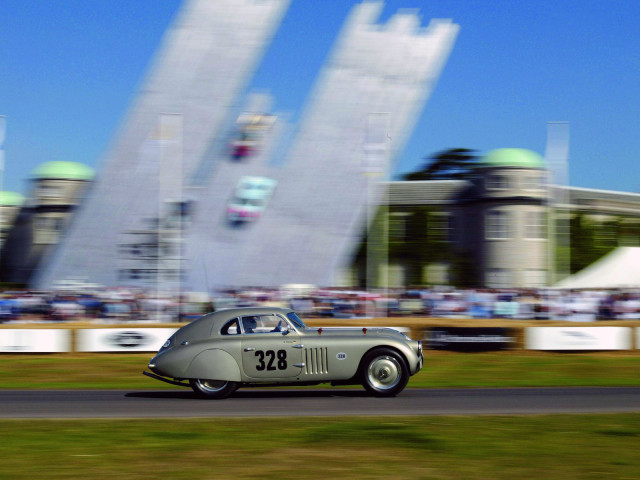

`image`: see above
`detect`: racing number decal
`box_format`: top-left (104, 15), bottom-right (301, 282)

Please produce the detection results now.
top-left (255, 350), bottom-right (288, 371)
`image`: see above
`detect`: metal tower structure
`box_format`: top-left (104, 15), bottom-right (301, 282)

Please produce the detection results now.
top-left (37, 1), bottom-right (459, 292)
top-left (35, 0), bottom-right (290, 289)
top-left (185, 3), bottom-right (460, 289)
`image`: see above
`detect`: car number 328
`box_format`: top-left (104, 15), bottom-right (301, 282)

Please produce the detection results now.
top-left (145, 306), bottom-right (423, 399)
top-left (255, 350), bottom-right (287, 371)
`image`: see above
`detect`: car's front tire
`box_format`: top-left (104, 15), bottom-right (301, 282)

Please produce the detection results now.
top-left (360, 348), bottom-right (409, 397)
top-left (190, 379), bottom-right (238, 399)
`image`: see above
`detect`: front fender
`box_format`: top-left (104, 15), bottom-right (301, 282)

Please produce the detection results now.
top-left (185, 348), bottom-right (241, 382)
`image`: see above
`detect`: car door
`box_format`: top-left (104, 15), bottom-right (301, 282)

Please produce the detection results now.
top-left (240, 314), bottom-right (303, 379)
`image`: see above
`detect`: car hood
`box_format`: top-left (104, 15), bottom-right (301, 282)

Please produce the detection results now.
top-left (303, 327), bottom-right (409, 340)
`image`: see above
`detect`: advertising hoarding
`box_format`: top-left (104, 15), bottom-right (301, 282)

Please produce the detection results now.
top-left (526, 327), bottom-right (632, 351)
top-left (425, 327), bottom-right (515, 352)
top-left (0, 329), bottom-right (71, 352)
top-left (76, 328), bottom-right (178, 352)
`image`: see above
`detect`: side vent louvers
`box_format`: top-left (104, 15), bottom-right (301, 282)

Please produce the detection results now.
top-left (304, 347), bottom-right (328, 375)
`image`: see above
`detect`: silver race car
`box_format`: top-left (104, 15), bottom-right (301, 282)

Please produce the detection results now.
top-left (144, 307), bottom-right (423, 398)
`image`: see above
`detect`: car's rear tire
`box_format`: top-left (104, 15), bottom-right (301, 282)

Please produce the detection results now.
top-left (360, 348), bottom-right (409, 397)
top-left (190, 379), bottom-right (238, 399)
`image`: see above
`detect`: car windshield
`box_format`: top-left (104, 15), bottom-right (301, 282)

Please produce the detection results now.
top-left (286, 312), bottom-right (306, 329)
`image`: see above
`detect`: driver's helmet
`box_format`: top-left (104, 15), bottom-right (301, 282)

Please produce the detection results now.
top-left (243, 316), bottom-right (258, 333)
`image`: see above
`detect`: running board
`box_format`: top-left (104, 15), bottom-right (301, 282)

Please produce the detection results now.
top-left (143, 370), bottom-right (190, 388)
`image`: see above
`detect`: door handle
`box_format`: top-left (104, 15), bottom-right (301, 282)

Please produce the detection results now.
top-left (244, 347), bottom-right (255, 352)
top-left (292, 344), bottom-right (304, 349)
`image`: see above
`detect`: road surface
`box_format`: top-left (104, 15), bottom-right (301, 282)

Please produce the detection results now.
top-left (1, 387), bottom-right (639, 418)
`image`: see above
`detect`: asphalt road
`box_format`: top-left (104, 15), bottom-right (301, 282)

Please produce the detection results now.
top-left (1, 387), bottom-right (639, 418)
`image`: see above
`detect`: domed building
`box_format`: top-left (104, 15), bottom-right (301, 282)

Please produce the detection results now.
top-left (0, 161), bottom-right (94, 284)
top-left (357, 148), bottom-right (553, 288)
top-left (357, 145), bottom-right (640, 290)
top-left (29, 161), bottom-right (94, 246)
top-left (474, 148), bottom-right (549, 287)
top-left (0, 191), bottom-right (25, 247)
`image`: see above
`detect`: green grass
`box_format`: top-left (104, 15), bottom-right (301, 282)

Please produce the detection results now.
top-left (1, 415), bottom-right (639, 479)
top-left (1, 354), bottom-right (639, 478)
top-left (1, 352), bottom-right (639, 389)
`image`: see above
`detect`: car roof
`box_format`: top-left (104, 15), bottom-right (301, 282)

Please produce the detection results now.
top-left (210, 306), bottom-right (292, 319)
top-left (178, 306), bottom-right (295, 339)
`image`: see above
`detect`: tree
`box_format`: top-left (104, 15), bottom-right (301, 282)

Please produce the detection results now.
top-left (402, 148), bottom-right (480, 181)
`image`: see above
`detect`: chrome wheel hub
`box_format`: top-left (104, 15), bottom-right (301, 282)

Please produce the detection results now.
top-left (197, 379), bottom-right (228, 393)
top-left (367, 355), bottom-right (401, 391)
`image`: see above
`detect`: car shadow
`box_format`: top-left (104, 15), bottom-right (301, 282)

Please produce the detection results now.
top-left (125, 388), bottom-right (370, 400)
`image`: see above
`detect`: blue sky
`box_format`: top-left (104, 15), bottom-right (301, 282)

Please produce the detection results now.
top-left (1, 0), bottom-right (639, 195)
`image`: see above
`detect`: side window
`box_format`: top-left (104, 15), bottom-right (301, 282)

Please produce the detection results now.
top-left (221, 318), bottom-right (240, 335)
top-left (486, 210), bottom-right (511, 240)
top-left (487, 175), bottom-right (510, 190)
top-left (241, 314), bottom-right (286, 334)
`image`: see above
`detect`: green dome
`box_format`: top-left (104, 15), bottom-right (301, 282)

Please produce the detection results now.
top-left (0, 191), bottom-right (24, 207)
top-left (32, 161), bottom-right (94, 181)
top-left (482, 148), bottom-right (545, 169)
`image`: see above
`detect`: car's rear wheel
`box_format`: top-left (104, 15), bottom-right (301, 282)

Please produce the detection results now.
top-left (360, 348), bottom-right (409, 397)
top-left (190, 379), bottom-right (238, 399)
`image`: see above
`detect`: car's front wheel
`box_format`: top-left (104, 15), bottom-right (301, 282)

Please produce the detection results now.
top-left (360, 348), bottom-right (409, 397)
top-left (190, 379), bottom-right (238, 399)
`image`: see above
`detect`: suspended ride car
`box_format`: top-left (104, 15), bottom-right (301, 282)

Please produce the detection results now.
top-left (229, 112), bottom-right (276, 161)
top-left (226, 176), bottom-right (277, 223)
top-left (144, 306), bottom-right (423, 399)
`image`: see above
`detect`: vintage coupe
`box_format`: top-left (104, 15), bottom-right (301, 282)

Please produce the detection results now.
top-left (144, 307), bottom-right (423, 398)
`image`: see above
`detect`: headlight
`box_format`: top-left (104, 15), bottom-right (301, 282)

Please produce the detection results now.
top-left (159, 337), bottom-right (173, 352)
top-left (417, 340), bottom-right (422, 354)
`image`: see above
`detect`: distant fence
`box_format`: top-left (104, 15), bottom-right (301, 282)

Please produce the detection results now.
top-left (0, 324), bottom-right (639, 353)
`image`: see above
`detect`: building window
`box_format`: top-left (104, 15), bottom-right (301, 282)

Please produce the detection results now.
top-left (428, 213), bottom-right (451, 243)
top-left (523, 173), bottom-right (545, 190)
top-left (34, 216), bottom-right (64, 232)
top-left (487, 175), bottom-right (511, 190)
top-left (38, 184), bottom-right (64, 199)
top-left (486, 210), bottom-right (511, 240)
top-left (524, 211), bottom-right (547, 239)
top-left (388, 213), bottom-right (409, 242)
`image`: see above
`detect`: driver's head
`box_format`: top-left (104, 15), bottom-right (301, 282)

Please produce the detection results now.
top-left (244, 316), bottom-right (258, 333)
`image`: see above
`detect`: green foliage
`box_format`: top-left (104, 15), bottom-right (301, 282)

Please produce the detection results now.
top-left (402, 148), bottom-right (480, 181)
top-left (569, 214), bottom-right (620, 273)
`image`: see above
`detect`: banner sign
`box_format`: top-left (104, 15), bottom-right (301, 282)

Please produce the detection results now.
top-left (526, 327), bottom-right (632, 351)
top-left (0, 329), bottom-right (71, 352)
top-left (76, 328), bottom-right (178, 352)
top-left (425, 327), bottom-right (515, 351)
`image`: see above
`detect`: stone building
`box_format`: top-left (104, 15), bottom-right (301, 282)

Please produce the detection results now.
top-left (461, 148), bottom-right (549, 288)
top-left (0, 161), bottom-right (94, 284)
top-left (0, 191), bottom-right (25, 248)
top-left (359, 148), bottom-right (640, 289)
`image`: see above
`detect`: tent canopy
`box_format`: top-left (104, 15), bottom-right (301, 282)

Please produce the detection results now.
top-left (554, 246), bottom-right (640, 289)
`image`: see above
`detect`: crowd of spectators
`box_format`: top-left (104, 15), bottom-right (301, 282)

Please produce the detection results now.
top-left (1, 284), bottom-right (640, 323)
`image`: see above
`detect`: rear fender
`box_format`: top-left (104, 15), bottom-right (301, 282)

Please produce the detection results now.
top-left (185, 348), bottom-right (241, 381)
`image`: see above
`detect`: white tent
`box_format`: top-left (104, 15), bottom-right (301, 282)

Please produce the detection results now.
top-left (554, 246), bottom-right (640, 289)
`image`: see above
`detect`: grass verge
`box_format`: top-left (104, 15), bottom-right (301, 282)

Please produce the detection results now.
top-left (1, 352), bottom-right (639, 389)
top-left (1, 415), bottom-right (639, 479)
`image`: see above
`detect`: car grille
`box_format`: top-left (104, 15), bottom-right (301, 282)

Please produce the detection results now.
top-left (304, 347), bottom-right (328, 375)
